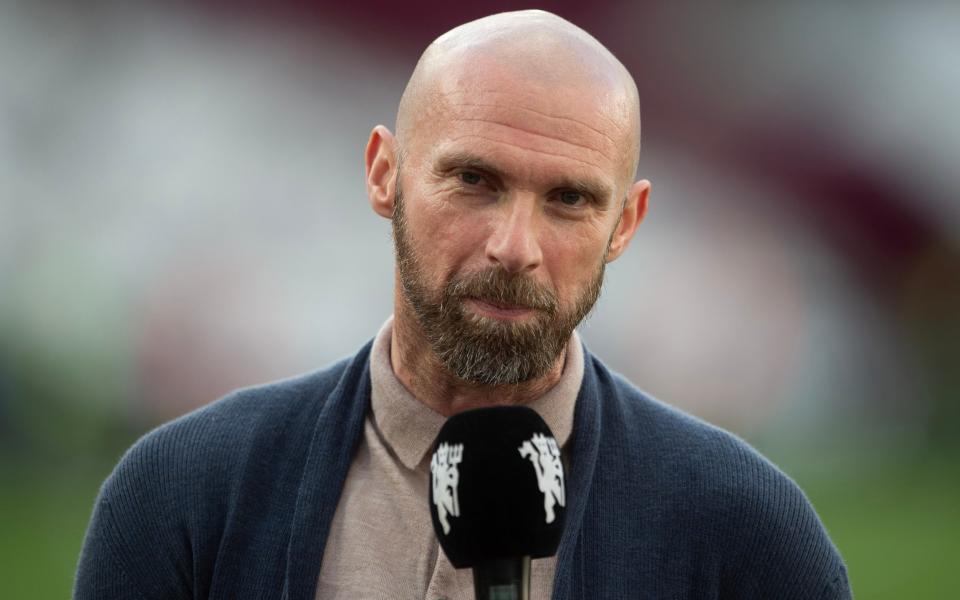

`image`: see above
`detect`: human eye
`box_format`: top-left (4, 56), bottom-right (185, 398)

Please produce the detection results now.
top-left (458, 171), bottom-right (484, 186)
top-left (556, 190), bottom-right (587, 207)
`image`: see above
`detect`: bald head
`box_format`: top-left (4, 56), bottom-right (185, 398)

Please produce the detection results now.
top-left (396, 10), bottom-right (641, 182)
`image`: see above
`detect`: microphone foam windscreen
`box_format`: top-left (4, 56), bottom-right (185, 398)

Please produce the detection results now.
top-left (428, 405), bottom-right (567, 568)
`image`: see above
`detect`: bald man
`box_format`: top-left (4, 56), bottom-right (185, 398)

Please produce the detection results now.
top-left (75, 11), bottom-right (850, 600)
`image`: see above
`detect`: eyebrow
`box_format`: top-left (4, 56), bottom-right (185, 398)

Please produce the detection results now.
top-left (434, 152), bottom-right (507, 187)
top-left (432, 151), bottom-right (615, 207)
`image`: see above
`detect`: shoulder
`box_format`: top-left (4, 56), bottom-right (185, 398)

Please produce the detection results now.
top-left (587, 352), bottom-right (804, 498)
top-left (76, 346), bottom-right (371, 598)
top-left (107, 351), bottom-right (358, 502)
top-left (587, 354), bottom-right (850, 597)
top-left (587, 353), bottom-right (770, 481)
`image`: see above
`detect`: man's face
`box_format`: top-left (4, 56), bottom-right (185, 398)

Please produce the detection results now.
top-left (393, 180), bottom-right (608, 385)
top-left (391, 68), bottom-right (634, 385)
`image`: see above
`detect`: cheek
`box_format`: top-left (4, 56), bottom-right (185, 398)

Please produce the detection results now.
top-left (540, 226), bottom-right (608, 295)
top-left (408, 200), bottom-right (488, 277)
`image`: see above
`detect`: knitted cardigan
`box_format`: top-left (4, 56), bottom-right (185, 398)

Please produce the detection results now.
top-left (75, 341), bottom-right (851, 599)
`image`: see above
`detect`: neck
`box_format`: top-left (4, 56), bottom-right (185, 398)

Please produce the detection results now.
top-left (390, 300), bottom-right (566, 417)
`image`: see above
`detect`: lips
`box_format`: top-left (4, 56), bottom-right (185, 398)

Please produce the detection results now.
top-left (476, 297), bottom-right (528, 311)
top-left (465, 297), bottom-right (537, 318)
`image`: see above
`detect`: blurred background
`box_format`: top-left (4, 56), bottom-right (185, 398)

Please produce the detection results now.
top-left (1, 0), bottom-right (957, 597)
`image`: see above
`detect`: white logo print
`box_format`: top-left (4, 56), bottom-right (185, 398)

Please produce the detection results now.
top-left (430, 442), bottom-right (464, 535)
top-left (518, 433), bottom-right (565, 524)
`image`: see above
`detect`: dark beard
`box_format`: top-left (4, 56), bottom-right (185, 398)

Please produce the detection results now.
top-left (392, 181), bottom-right (606, 385)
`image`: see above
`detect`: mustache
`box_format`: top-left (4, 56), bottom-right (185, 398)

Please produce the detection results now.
top-left (445, 267), bottom-right (557, 313)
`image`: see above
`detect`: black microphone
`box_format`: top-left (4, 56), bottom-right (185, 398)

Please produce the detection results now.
top-left (428, 405), bottom-right (567, 600)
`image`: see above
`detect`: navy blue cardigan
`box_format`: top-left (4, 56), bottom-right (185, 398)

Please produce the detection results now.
top-left (75, 341), bottom-right (850, 599)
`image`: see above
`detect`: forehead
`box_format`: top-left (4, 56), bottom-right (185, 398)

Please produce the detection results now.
top-left (411, 65), bottom-right (634, 189)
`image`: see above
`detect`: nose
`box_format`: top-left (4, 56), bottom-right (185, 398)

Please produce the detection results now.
top-left (484, 192), bottom-right (543, 273)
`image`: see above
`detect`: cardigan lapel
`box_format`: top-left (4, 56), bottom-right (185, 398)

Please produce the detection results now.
top-left (551, 345), bottom-right (603, 600)
top-left (281, 341), bottom-right (374, 600)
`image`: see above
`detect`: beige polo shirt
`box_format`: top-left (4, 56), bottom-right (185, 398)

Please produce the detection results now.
top-left (315, 317), bottom-right (583, 599)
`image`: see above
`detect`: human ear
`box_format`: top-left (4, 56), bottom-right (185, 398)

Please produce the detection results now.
top-left (365, 125), bottom-right (398, 219)
top-left (605, 179), bottom-right (650, 263)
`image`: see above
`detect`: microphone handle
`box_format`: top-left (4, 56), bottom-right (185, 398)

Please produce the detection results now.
top-left (472, 556), bottom-right (531, 600)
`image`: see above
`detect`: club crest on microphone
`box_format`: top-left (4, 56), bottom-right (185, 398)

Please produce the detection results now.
top-left (518, 433), bottom-right (565, 524)
top-left (430, 442), bottom-right (464, 535)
